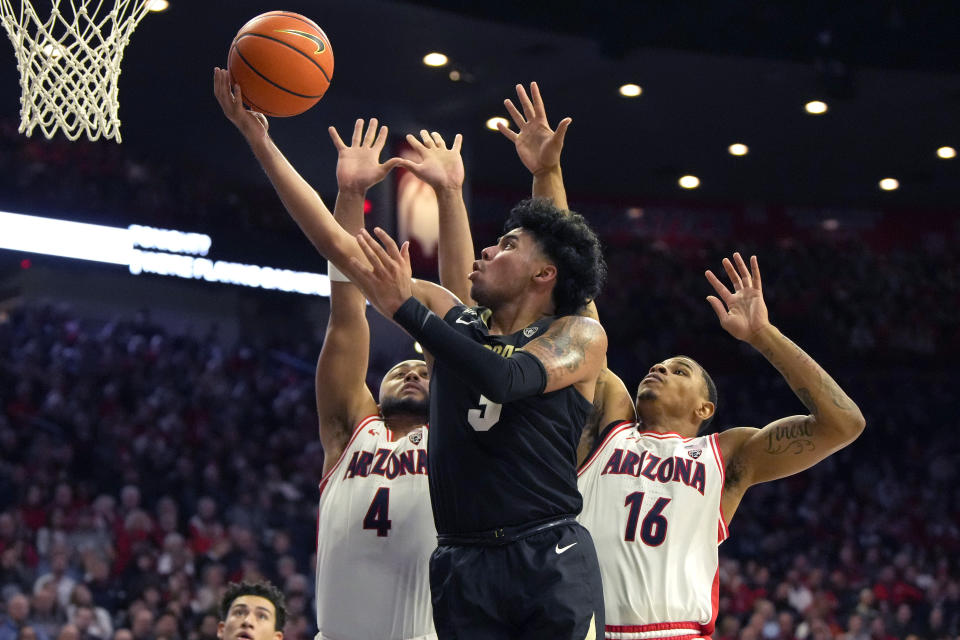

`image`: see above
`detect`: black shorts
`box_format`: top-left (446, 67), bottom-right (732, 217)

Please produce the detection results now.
top-left (429, 519), bottom-right (604, 640)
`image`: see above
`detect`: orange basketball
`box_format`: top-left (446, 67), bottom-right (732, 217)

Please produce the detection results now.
top-left (227, 11), bottom-right (334, 117)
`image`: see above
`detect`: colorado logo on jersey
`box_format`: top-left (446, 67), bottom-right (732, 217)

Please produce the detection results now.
top-left (343, 447), bottom-right (428, 480)
top-left (600, 448), bottom-right (707, 495)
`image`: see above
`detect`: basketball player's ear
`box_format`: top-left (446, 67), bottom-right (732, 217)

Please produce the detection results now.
top-left (533, 263), bottom-right (557, 284)
top-left (695, 400), bottom-right (715, 423)
top-left (216, 622), bottom-right (224, 640)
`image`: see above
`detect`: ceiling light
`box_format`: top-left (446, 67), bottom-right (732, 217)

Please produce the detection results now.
top-left (728, 143), bottom-right (749, 156)
top-left (619, 84), bottom-right (642, 98)
top-left (879, 178), bottom-right (899, 191)
top-left (146, 0), bottom-right (168, 11)
top-left (422, 52), bottom-right (448, 67)
top-left (679, 175), bottom-right (700, 189)
top-left (937, 146), bottom-right (956, 159)
top-left (805, 100), bottom-right (828, 115)
top-left (486, 117), bottom-right (508, 131)
top-left (448, 70), bottom-right (461, 81)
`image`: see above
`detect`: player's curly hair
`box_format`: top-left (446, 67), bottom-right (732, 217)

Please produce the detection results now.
top-left (219, 581), bottom-right (287, 631)
top-left (503, 198), bottom-right (606, 316)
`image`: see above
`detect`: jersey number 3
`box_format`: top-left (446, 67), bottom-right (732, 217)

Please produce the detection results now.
top-left (468, 395), bottom-right (502, 431)
top-left (624, 491), bottom-right (671, 546)
top-left (363, 488), bottom-right (391, 537)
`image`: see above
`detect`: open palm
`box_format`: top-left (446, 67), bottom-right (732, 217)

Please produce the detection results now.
top-left (329, 118), bottom-right (401, 192)
top-left (396, 130), bottom-right (464, 190)
top-left (499, 82), bottom-right (571, 175)
top-left (705, 253), bottom-right (770, 342)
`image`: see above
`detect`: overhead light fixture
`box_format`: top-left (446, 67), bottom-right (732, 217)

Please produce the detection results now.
top-left (486, 117), bottom-right (508, 131)
top-left (679, 175), bottom-right (700, 189)
top-left (146, 0), bottom-right (168, 11)
top-left (448, 70), bottom-right (461, 81)
top-left (619, 84), bottom-right (642, 98)
top-left (728, 143), bottom-right (749, 156)
top-left (936, 146), bottom-right (956, 159)
top-left (879, 178), bottom-right (899, 191)
top-left (805, 100), bottom-right (828, 115)
top-left (422, 52), bottom-right (448, 67)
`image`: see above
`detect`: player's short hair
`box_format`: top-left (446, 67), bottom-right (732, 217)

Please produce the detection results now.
top-left (503, 198), bottom-right (606, 316)
top-left (219, 581), bottom-right (287, 631)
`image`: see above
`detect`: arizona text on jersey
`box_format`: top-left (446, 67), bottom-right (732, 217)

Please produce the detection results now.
top-left (315, 415), bottom-right (437, 640)
top-left (578, 422), bottom-right (729, 640)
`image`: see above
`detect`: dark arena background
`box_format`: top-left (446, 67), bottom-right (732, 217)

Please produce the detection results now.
top-left (1, 2), bottom-right (959, 639)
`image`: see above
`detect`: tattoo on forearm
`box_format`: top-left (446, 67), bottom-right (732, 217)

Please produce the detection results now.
top-left (761, 337), bottom-right (857, 416)
top-left (765, 420), bottom-right (816, 455)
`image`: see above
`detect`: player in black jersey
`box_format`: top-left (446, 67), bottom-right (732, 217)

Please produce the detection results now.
top-left (215, 69), bottom-right (608, 639)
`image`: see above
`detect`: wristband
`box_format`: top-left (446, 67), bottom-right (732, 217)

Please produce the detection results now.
top-left (327, 260), bottom-right (350, 283)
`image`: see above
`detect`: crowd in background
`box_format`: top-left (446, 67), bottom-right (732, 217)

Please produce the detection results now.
top-left (2, 123), bottom-right (960, 640)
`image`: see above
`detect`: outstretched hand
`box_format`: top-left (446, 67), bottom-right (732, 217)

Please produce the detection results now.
top-left (396, 130), bottom-right (465, 191)
top-left (498, 82), bottom-right (571, 176)
top-left (705, 253), bottom-right (771, 344)
top-left (329, 118), bottom-right (403, 193)
top-left (350, 228), bottom-right (414, 318)
top-left (213, 67), bottom-right (269, 142)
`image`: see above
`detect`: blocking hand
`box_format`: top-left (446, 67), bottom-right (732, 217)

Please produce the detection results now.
top-left (498, 82), bottom-right (571, 176)
top-left (329, 118), bottom-right (403, 193)
top-left (705, 253), bottom-right (771, 344)
top-left (396, 130), bottom-right (465, 191)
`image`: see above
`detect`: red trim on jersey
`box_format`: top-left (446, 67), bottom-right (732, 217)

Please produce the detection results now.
top-left (605, 621), bottom-right (708, 639)
top-left (578, 421), bottom-right (634, 476)
top-left (710, 433), bottom-right (730, 542)
top-left (635, 430), bottom-right (697, 440)
top-left (317, 414), bottom-right (380, 499)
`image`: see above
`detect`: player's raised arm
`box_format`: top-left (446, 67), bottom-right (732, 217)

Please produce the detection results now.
top-left (213, 68), bottom-right (395, 274)
top-left (395, 130), bottom-right (476, 305)
top-left (501, 83), bottom-right (628, 448)
top-left (708, 253), bottom-right (866, 516)
top-left (315, 119), bottom-right (396, 474)
top-left (499, 82), bottom-right (572, 211)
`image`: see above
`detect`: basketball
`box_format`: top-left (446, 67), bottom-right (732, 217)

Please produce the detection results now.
top-left (227, 11), bottom-right (334, 117)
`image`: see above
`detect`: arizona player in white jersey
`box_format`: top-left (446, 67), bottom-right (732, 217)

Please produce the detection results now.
top-left (491, 84), bottom-right (866, 638)
top-left (310, 117), bottom-right (435, 640)
top-left (577, 253), bottom-right (865, 639)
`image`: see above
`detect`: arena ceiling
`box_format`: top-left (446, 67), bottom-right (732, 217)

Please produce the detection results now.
top-left (1, 0), bottom-right (958, 213)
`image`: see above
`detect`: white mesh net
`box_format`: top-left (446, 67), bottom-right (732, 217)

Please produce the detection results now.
top-left (0, 0), bottom-right (152, 142)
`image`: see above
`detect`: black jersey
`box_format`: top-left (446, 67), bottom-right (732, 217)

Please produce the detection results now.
top-left (427, 305), bottom-right (593, 535)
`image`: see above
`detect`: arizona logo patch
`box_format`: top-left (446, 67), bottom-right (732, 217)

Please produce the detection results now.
top-left (523, 326), bottom-right (539, 338)
top-left (687, 448), bottom-right (702, 459)
top-left (408, 431), bottom-right (423, 445)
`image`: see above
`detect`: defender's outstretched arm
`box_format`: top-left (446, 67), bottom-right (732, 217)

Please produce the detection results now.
top-left (709, 253), bottom-right (866, 518)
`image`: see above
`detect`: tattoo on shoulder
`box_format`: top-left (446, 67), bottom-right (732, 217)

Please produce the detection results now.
top-left (525, 317), bottom-right (603, 379)
top-left (765, 419), bottom-right (816, 455)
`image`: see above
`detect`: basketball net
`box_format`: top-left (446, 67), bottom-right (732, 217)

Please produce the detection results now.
top-left (0, 0), bottom-right (152, 142)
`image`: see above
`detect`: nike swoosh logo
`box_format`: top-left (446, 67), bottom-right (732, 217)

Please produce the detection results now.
top-left (275, 29), bottom-right (327, 54)
top-left (555, 542), bottom-right (577, 554)
top-left (455, 317), bottom-right (473, 325)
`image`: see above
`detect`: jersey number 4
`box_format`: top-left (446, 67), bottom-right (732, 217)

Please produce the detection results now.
top-left (363, 488), bottom-right (391, 537)
top-left (624, 491), bottom-right (671, 546)
top-left (467, 395), bottom-right (503, 431)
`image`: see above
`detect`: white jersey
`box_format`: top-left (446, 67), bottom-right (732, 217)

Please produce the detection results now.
top-left (577, 422), bottom-right (729, 640)
top-left (315, 415), bottom-right (437, 640)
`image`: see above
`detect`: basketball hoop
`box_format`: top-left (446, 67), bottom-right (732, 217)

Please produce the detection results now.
top-left (0, 0), bottom-right (153, 142)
